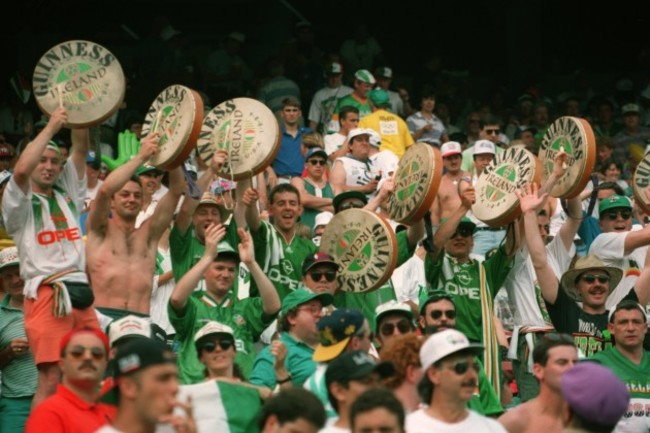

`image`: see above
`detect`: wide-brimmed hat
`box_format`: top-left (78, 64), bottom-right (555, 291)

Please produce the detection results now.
top-left (560, 254), bottom-right (623, 301)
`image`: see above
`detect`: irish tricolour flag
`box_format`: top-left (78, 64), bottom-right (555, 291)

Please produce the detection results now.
top-left (156, 380), bottom-right (261, 433)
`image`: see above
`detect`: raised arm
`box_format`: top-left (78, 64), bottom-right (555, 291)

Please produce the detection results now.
top-left (429, 185), bottom-right (474, 261)
top-left (169, 223), bottom-right (226, 312)
top-left (13, 107), bottom-right (67, 193)
top-left (88, 133), bottom-right (158, 234)
top-left (633, 236), bottom-right (650, 305)
top-left (237, 227), bottom-right (280, 315)
top-left (149, 166), bottom-right (186, 240)
top-left (516, 183), bottom-right (560, 304)
top-left (70, 128), bottom-right (91, 179)
top-left (557, 196), bottom-right (583, 251)
top-left (242, 185), bottom-right (262, 232)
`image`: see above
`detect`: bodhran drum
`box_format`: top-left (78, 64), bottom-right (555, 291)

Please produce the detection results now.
top-left (387, 143), bottom-right (443, 225)
top-left (472, 146), bottom-right (542, 227)
top-left (320, 209), bottom-right (398, 293)
top-left (196, 97), bottom-right (280, 181)
top-left (633, 153), bottom-right (650, 214)
top-left (141, 85), bottom-right (204, 170)
top-left (539, 116), bottom-right (596, 199)
top-left (33, 40), bottom-right (125, 128)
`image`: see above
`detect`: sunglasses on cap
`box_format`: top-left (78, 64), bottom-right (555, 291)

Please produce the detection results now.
top-left (447, 359), bottom-right (479, 375)
top-left (579, 274), bottom-right (610, 284)
top-left (451, 227), bottom-right (473, 238)
top-left (603, 210), bottom-right (632, 220)
top-left (430, 309), bottom-right (457, 320)
top-left (68, 345), bottom-right (106, 361)
top-left (380, 318), bottom-right (412, 336)
top-left (201, 340), bottom-right (235, 353)
top-left (309, 270), bottom-right (336, 282)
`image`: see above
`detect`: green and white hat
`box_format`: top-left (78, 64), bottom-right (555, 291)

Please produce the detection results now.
top-left (354, 69), bottom-right (376, 84)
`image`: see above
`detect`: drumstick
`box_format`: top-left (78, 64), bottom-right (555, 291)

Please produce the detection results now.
top-left (560, 145), bottom-right (567, 170)
top-left (57, 84), bottom-right (63, 108)
top-left (151, 110), bottom-right (163, 135)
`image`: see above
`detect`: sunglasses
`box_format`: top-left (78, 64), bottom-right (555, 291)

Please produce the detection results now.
top-left (298, 304), bottom-right (323, 316)
top-left (201, 340), bottom-right (234, 353)
top-left (308, 159), bottom-right (327, 166)
top-left (448, 359), bottom-right (479, 375)
top-left (339, 201), bottom-right (364, 211)
top-left (451, 227), bottom-right (473, 238)
top-left (485, 129), bottom-right (500, 135)
top-left (68, 345), bottom-right (106, 361)
top-left (380, 318), bottom-right (412, 336)
top-left (542, 332), bottom-right (574, 344)
top-left (309, 270), bottom-right (336, 282)
top-left (430, 309), bottom-right (457, 320)
top-left (603, 210), bottom-right (632, 220)
top-left (580, 274), bottom-right (610, 284)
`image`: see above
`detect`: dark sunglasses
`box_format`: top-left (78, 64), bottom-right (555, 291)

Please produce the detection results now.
top-left (430, 310), bottom-right (457, 320)
top-left (68, 345), bottom-right (106, 360)
top-left (580, 274), bottom-right (610, 284)
top-left (308, 159), bottom-right (327, 166)
top-left (310, 270), bottom-right (336, 282)
top-left (448, 359), bottom-right (479, 375)
top-left (484, 128), bottom-right (500, 135)
top-left (451, 228), bottom-right (473, 238)
top-left (339, 201), bottom-right (364, 211)
top-left (542, 332), bottom-right (574, 344)
top-left (380, 318), bottom-right (412, 336)
top-left (603, 210), bottom-right (632, 220)
top-left (201, 340), bottom-right (234, 353)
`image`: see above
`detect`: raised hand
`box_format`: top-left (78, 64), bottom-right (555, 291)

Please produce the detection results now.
top-left (46, 107), bottom-right (68, 135)
top-left (516, 182), bottom-right (548, 213)
top-left (241, 187), bottom-right (259, 207)
top-left (102, 130), bottom-right (141, 171)
top-left (210, 149), bottom-right (228, 175)
top-left (460, 185), bottom-right (476, 209)
top-left (552, 148), bottom-right (570, 178)
top-left (138, 133), bottom-right (160, 161)
top-left (203, 223), bottom-right (227, 259)
top-left (237, 227), bottom-right (254, 265)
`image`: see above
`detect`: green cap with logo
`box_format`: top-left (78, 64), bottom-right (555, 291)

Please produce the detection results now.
top-left (440, 216), bottom-right (477, 234)
top-left (354, 69), bottom-right (376, 84)
top-left (281, 287), bottom-right (333, 316)
top-left (598, 194), bottom-right (632, 216)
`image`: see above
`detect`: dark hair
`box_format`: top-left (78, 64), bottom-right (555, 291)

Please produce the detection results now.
top-left (599, 158), bottom-right (623, 175)
top-left (326, 378), bottom-right (348, 413)
top-left (281, 97), bottom-right (301, 109)
top-left (609, 299), bottom-right (647, 323)
top-left (479, 114), bottom-right (500, 130)
top-left (269, 183), bottom-right (301, 205)
top-left (339, 105), bottom-right (360, 124)
top-left (279, 308), bottom-right (297, 333)
top-left (532, 333), bottom-right (575, 366)
top-left (597, 181), bottom-right (625, 196)
top-left (350, 388), bottom-right (405, 431)
top-left (417, 370), bottom-right (434, 403)
top-left (258, 388), bottom-right (326, 431)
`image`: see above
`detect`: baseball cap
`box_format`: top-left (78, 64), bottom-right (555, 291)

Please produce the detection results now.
top-left (374, 67), bottom-right (392, 79)
top-left (440, 141), bottom-right (462, 158)
top-left (314, 211), bottom-right (333, 228)
top-left (86, 150), bottom-right (101, 169)
top-left (419, 289), bottom-right (455, 316)
top-left (473, 140), bottom-right (496, 155)
top-left (374, 300), bottom-right (413, 332)
top-left (136, 164), bottom-right (163, 177)
top-left (107, 315), bottom-right (167, 347)
top-left (367, 129), bottom-right (381, 147)
top-left (215, 241), bottom-right (239, 263)
top-left (305, 147), bottom-right (328, 161)
top-left (621, 103), bottom-right (640, 115)
top-left (347, 128), bottom-right (371, 142)
top-left (0, 247), bottom-right (19, 270)
top-left (113, 338), bottom-right (175, 379)
top-left (419, 329), bottom-right (483, 368)
top-left (598, 194), bottom-right (632, 216)
top-left (0, 170), bottom-right (11, 187)
top-left (302, 252), bottom-right (339, 275)
top-left (354, 69), bottom-right (376, 85)
top-left (194, 321), bottom-right (235, 345)
top-left (332, 190), bottom-right (368, 213)
top-left (325, 62), bottom-right (343, 76)
top-left (313, 308), bottom-right (365, 362)
top-left (325, 350), bottom-right (394, 385)
top-left (281, 287), bottom-right (333, 316)
top-left (560, 362), bottom-right (630, 427)
top-left (368, 89), bottom-right (390, 108)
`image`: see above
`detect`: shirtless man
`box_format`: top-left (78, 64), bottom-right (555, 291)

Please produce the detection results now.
top-left (430, 141), bottom-right (469, 226)
top-left (86, 132), bottom-right (185, 323)
top-left (498, 334), bottom-right (578, 433)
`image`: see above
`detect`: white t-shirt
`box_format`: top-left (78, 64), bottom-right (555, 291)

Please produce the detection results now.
top-left (504, 236), bottom-right (575, 327)
top-left (391, 252), bottom-right (425, 305)
top-left (588, 231), bottom-right (647, 308)
top-left (150, 247), bottom-right (175, 335)
top-left (84, 179), bottom-right (103, 211)
top-left (370, 150), bottom-right (399, 177)
top-left (308, 85), bottom-right (353, 132)
top-left (406, 409), bottom-right (507, 433)
top-left (318, 425), bottom-right (350, 433)
top-left (325, 133), bottom-right (346, 157)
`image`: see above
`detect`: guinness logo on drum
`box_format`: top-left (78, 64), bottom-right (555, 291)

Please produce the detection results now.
top-left (197, 98), bottom-right (280, 180)
top-left (633, 155), bottom-right (650, 214)
top-left (33, 40), bottom-right (125, 127)
top-left (387, 143), bottom-right (441, 225)
top-left (321, 209), bottom-right (397, 293)
top-left (539, 116), bottom-right (595, 199)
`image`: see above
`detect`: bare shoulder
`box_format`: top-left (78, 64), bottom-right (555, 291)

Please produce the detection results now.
top-left (497, 403), bottom-right (529, 433)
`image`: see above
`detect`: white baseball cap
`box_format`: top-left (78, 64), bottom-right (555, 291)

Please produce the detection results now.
top-left (374, 300), bottom-right (414, 330)
top-left (107, 315), bottom-right (153, 347)
top-left (0, 247), bottom-right (19, 270)
top-left (419, 329), bottom-right (484, 368)
top-left (314, 211), bottom-right (334, 228)
top-left (194, 321), bottom-right (234, 342)
top-left (347, 128), bottom-right (371, 142)
top-left (367, 128), bottom-right (381, 147)
top-left (440, 141), bottom-right (462, 158)
top-left (354, 69), bottom-right (376, 84)
top-left (473, 139), bottom-right (496, 155)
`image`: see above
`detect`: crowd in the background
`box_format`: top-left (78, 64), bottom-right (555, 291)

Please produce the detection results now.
top-left (0, 24), bottom-right (648, 433)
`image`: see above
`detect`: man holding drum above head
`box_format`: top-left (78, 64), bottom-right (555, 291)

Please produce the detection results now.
top-left (1, 107), bottom-right (96, 406)
top-left (85, 130), bottom-right (185, 324)
top-left (429, 141), bottom-right (470, 228)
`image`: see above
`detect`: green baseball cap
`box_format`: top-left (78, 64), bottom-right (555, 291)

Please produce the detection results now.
top-left (369, 89), bottom-right (390, 108)
top-left (598, 194), bottom-right (632, 217)
top-left (440, 216), bottom-right (476, 234)
top-left (281, 288), bottom-right (333, 316)
top-left (136, 165), bottom-right (163, 177)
